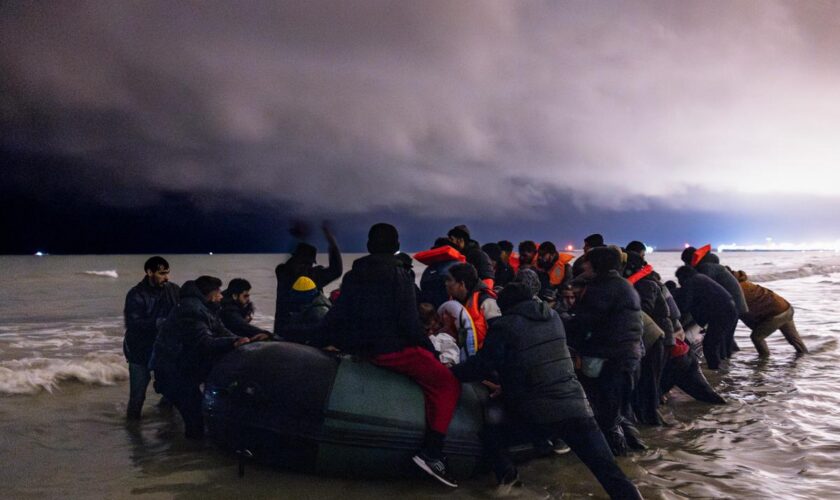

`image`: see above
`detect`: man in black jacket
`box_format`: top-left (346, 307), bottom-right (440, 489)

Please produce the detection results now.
top-left (325, 223), bottom-right (461, 488)
top-left (566, 246), bottom-right (643, 456)
top-left (452, 283), bottom-right (641, 499)
top-left (151, 276), bottom-right (251, 438)
top-left (447, 225), bottom-right (495, 287)
top-left (123, 256), bottom-right (180, 420)
top-left (675, 266), bottom-right (739, 370)
top-left (274, 222), bottom-right (342, 332)
top-left (219, 278), bottom-right (272, 339)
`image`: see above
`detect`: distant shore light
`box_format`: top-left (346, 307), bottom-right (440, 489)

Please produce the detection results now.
top-left (34, 251), bottom-right (44, 256)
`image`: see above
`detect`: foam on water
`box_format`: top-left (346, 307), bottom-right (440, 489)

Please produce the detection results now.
top-left (0, 353), bottom-right (128, 395)
top-left (82, 270), bottom-right (119, 278)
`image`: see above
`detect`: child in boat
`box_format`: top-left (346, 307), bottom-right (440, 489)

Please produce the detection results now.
top-left (419, 303), bottom-right (460, 367)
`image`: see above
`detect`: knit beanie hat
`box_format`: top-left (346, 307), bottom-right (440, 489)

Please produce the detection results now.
top-left (367, 223), bottom-right (400, 254)
top-left (514, 268), bottom-right (541, 298)
top-left (289, 276), bottom-right (318, 309)
top-left (447, 224), bottom-right (471, 241)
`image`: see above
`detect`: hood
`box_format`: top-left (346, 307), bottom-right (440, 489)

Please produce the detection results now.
top-left (179, 280), bottom-right (207, 302)
top-left (506, 299), bottom-right (553, 321)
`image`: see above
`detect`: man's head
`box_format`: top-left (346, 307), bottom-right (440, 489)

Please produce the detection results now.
top-left (497, 240), bottom-right (514, 262)
top-left (445, 263), bottom-right (478, 303)
top-left (583, 233), bottom-right (604, 253)
top-left (292, 242), bottom-right (318, 264)
top-left (560, 284), bottom-right (576, 309)
top-left (225, 278), bottom-right (252, 307)
top-left (587, 246), bottom-right (621, 276)
top-left (680, 246), bottom-right (697, 266)
top-left (626, 240), bottom-right (646, 257)
top-left (513, 268), bottom-right (541, 298)
top-left (537, 241), bottom-right (558, 268)
top-left (195, 275), bottom-right (223, 304)
top-left (675, 265), bottom-right (698, 287)
top-left (447, 225), bottom-right (471, 250)
top-left (144, 256), bottom-right (170, 287)
top-left (481, 243), bottom-right (502, 266)
top-left (367, 223), bottom-right (400, 254)
top-left (497, 282), bottom-right (533, 314)
top-left (518, 240), bottom-right (538, 266)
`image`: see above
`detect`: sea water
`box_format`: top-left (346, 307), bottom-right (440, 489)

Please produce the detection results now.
top-left (1, 252), bottom-right (839, 499)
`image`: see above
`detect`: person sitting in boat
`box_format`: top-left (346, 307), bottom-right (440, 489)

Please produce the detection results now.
top-left (323, 223), bottom-right (461, 487)
top-left (419, 303), bottom-right (460, 367)
top-left (675, 265), bottom-right (739, 370)
top-left (285, 276), bottom-right (332, 327)
top-left (451, 282), bottom-right (643, 499)
top-left (447, 225), bottom-right (495, 288)
top-left (417, 237), bottom-right (465, 308)
top-left (481, 242), bottom-right (514, 290)
top-left (515, 240), bottom-right (538, 274)
top-left (274, 222), bottom-right (342, 333)
top-left (150, 276), bottom-right (252, 439)
top-left (572, 233), bottom-right (605, 278)
top-left (729, 268), bottom-right (808, 357)
top-left (219, 278), bottom-right (272, 340)
top-left (444, 263), bottom-right (500, 351)
top-left (536, 241), bottom-right (575, 292)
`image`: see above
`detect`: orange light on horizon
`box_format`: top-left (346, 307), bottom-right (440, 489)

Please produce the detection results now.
top-left (565, 244), bottom-right (574, 252)
top-left (684, 243), bottom-right (690, 248)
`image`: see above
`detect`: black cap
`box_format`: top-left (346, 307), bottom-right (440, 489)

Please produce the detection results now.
top-left (447, 224), bottom-right (471, 240)
top-left (626, 240), bottom-right (646, 254)
top-left (681, 246), bottom-right (696, 265)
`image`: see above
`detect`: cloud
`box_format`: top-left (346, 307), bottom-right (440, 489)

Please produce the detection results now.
top-left (3, 0), bottom-right (840, 218)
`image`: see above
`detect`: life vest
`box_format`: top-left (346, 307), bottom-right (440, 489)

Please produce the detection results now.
top-left (414, 246), bottom-right (466, 265)
top-left (627, 264), bottom-right (654, 284)
top-left (545, 253), bottom-right (574, 286)
top-left (465, 287), bottom-right (497, 350)
top-left (691, 244), bottom-right (711, 267)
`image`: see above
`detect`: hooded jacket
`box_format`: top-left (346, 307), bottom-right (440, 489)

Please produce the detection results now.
top-left (566, 270), bottom-right (643, 361)
top-left (462, 240), bottom-right (495, 282)
top-left (150, 281), bottom-right (239, 384)
top-left (695, 254), bottom-right (749, 316)
top-left (679, 273), bottom-right (738, 327)
top-left (325, 253), bottom-right (431, 356)
top-left (123, 278), bottom-right (180, 365)
top-left (452, 299), bottom-right (593, 424)
top-left (624, 253), bottom-right (674, 346)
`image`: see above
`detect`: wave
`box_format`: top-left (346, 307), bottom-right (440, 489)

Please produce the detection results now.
top-left (0, 353), bottom-right (128, 395)
top-left (82, 270), bottom-right (119, 278)
top-left (751, 264), bottom-right (840, 283)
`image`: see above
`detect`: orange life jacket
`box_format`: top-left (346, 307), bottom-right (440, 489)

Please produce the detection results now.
top-left (465, 288), bottom-right (497, 350)
top-left (413, 246), bottom-right (466, 266)
top-left (691, 244), bottom-right (711, 267)
top-left (627, 264), bottom-right (654, 284)
top-left (545, 253), bottom-right (575, 286)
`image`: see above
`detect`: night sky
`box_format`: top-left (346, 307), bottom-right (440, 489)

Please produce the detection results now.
top-left (3, 1), bottom-right (840, 254)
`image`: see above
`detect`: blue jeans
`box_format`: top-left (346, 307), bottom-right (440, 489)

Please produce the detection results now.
top-left (127, 362), bottom-right (152, 418)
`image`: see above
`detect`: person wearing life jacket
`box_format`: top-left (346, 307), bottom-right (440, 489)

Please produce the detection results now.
top-left (417, 237), bottom-right (466, 308)
top-left (481, 242), bottom-right (514, 289)
top-left (729, 268), bottom-right (808, 357)
top-left (444, 263), bottom-right (500, 350)
top-left (447, 225), bottom-right (495, 289)
top-left (625, 240), bottom-right (647, 258)
top-left (514, 240), bottom-right (539, 274)
top-left (497, 240), bottom-right (515, 269)
top-left (681, 245), bottom-right (748, 357)
top-left (537, 241), bottom-right (575, 291)
top-left (623, 251), bottom-right (673, 426)
top-left (572, 233), bottom-right (605, 278)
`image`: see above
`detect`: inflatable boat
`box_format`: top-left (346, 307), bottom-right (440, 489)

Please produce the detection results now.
top-left (203, 341), bottom-right (494, 478)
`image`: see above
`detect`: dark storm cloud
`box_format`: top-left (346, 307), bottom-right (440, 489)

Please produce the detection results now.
top-left (3, 1), bottom-right (840, 218)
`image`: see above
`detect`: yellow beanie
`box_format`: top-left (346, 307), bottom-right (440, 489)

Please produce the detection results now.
top-left (292, 276), bottom-right (317, 292)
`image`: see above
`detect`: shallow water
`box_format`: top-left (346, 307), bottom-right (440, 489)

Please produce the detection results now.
top-left (1, 252), bottom-right (839, 499)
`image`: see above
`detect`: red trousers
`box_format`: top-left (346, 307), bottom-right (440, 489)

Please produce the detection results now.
top-left (372, 346), bottom-right (461, 434)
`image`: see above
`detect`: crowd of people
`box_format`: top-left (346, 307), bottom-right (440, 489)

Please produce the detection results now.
top-left (122, 223), bottom-right (808, 499)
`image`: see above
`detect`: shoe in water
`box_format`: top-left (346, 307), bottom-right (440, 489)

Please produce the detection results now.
top-left (552, 439), bottom-right (571, 455)
top-left (412, 451), bottom-right (458, 488)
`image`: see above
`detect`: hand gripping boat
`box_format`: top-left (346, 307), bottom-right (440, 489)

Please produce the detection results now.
top-left (203, 341), bottom-right (492, 478)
